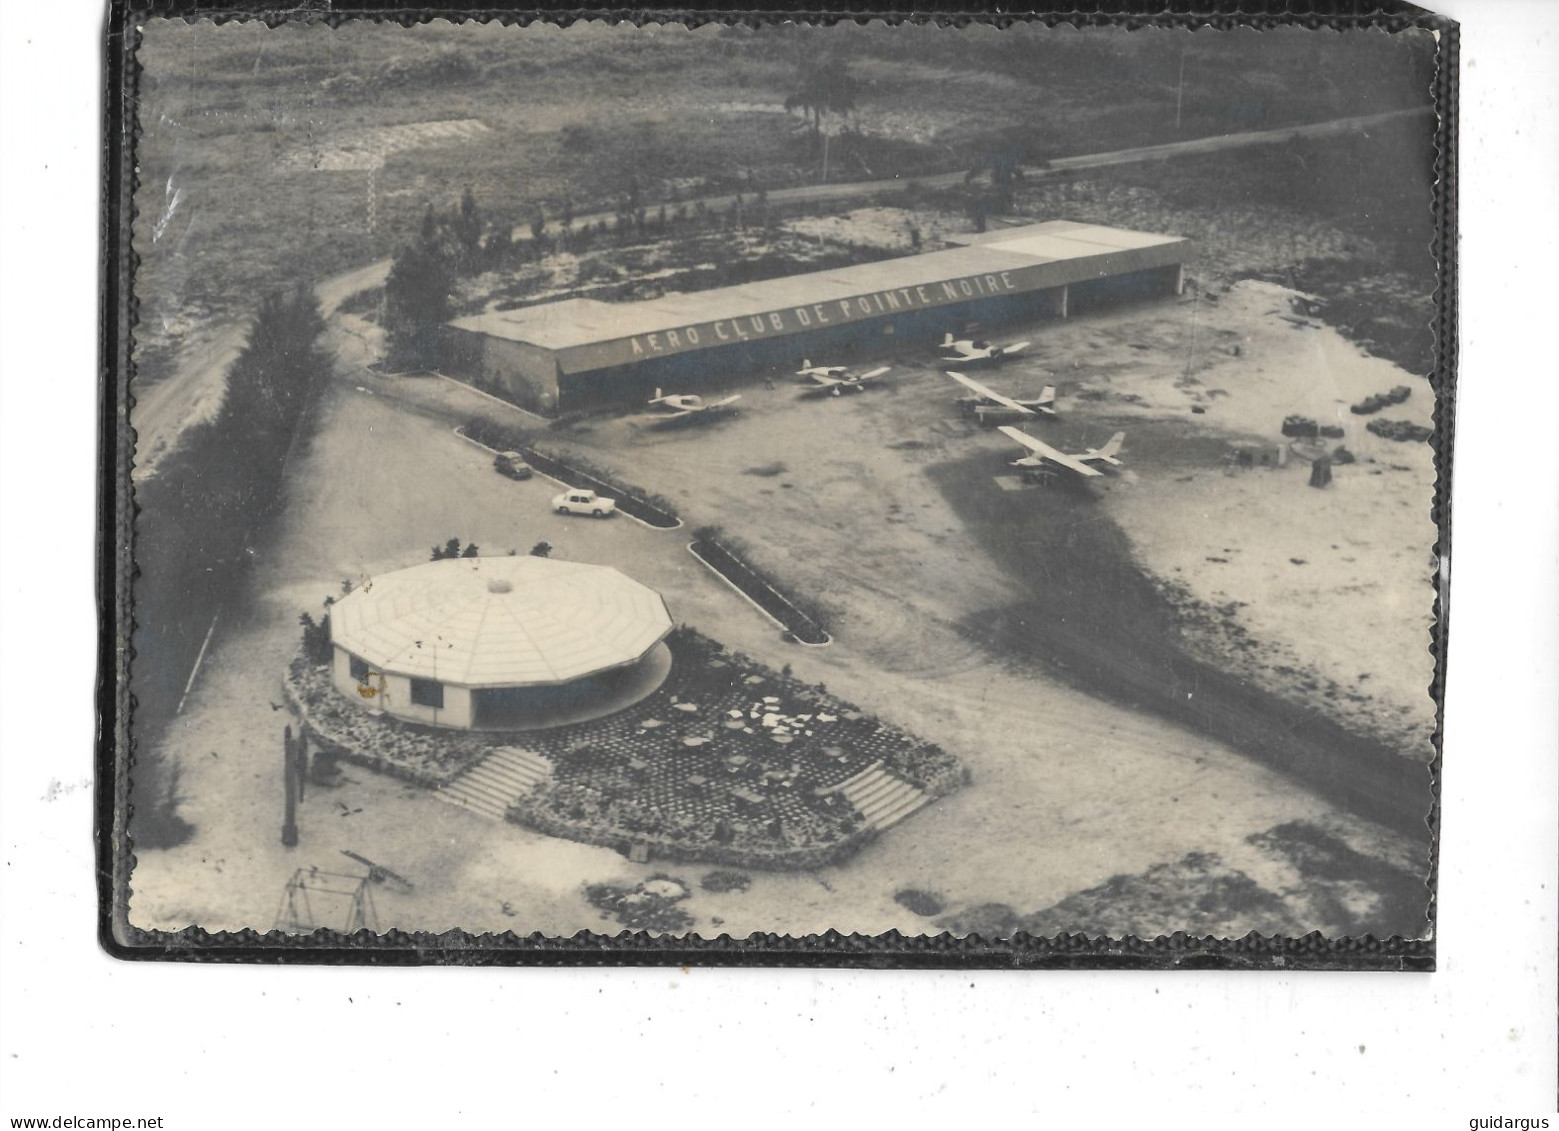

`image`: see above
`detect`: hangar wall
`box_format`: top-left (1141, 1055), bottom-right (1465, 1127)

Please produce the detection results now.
top-left (443, 326), bottom-right (562, 414)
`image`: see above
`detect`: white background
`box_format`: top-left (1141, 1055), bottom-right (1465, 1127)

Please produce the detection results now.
top-left (1, 0), bottom-right (1554, 1120)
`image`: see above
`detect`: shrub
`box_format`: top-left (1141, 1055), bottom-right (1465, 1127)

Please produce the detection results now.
top-left (700, 869), bottom-right (752, 894)
top-left (130, 757), bottom-right (194, 850)
top-left (894, 888), bottom-right (945, 917)
top-left (299, 610), bottom-right (333, 666)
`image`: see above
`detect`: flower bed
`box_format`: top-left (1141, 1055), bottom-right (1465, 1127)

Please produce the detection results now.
top-left (284, 627), bottom-right (962, 868)
top-left (687, 538), bottom-right (831, 646)
top-left (507, 628), bottom-right (960, 868)
top-left (285, 657), bottom-right (498, 785)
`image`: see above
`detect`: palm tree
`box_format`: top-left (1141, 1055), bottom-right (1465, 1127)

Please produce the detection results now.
top-left (784, 55), bottom-right (860, 141)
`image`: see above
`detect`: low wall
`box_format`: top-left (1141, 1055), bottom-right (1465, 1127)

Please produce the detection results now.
top-left (507, 795), bottom-right (877, 872)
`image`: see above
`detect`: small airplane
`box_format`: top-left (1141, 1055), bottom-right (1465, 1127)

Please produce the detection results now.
top-left (796, 361), bottom-right (892, 396)
top-left (946, 370), bottom-right (1057, 423)
top-left (646, 388), bottom-right (741, 419)
top-left (998, 425), bottom-right (1125, 480)
top-left (938, 332), bottom-right (1032, 366)
top-left (796, 359), bottom-right (854, 381)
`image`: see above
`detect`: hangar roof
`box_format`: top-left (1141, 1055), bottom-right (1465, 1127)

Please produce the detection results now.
top-left (330, 556), bottom-right (672, 687)
top-left (447, 220), bottom-right (1187, 368)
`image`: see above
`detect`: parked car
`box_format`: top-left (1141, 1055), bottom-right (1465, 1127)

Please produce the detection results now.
top-left (493, 451), bottom-right (533, 480)
top-left (552, 488), bottom-right (617, 518)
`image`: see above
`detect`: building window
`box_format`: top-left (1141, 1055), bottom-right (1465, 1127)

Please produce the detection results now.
top-left (410, 678), bottom-right (444, 709)
top-left (348, 654), bottom-right (370, 682)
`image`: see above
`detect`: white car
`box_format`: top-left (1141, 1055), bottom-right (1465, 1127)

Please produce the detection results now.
top-left (552, 488), bottom-right (617, 518)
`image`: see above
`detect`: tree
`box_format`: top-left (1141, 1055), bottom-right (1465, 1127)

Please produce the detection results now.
top-left (219, 284), bottom-right (329, 458)
top-left (784, 54), bottom-right (860, 141)
top-left (461, 542), bottom-right (479, 558)
top-left (485, 223), bottom-right (512, 270)
top-left (452, 186), bottom-right (483, 268)
top-left (964, 143), bottom-right (1028, 209)
top-left (529, 541), bottom-right (553, 558)
top-left (299, 609), bottom-right (333, 665)
top-left (384, 239), bottom-right (455, 369)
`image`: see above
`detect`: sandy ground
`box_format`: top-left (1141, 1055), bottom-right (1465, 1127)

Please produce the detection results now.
top-left (278, 118), bottom-right (490, 172)
top-left (1043, 280), bottom-right (1438, 753)
top-left (129, 278), bottom-right (1435, 940)
top-left (782, 206), bottom-right (964, 253)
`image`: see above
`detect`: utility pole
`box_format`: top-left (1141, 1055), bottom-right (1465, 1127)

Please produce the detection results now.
top-left (1175, 48), bottom-right (1186, 133)
top-left (281, 724), bottom-right (305, 847)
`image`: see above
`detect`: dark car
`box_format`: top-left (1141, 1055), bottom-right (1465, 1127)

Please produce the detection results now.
top-left (494, 451), bottom-right (534, 480)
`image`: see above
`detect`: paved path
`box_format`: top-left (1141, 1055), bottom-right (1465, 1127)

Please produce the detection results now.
top-left (131, 107), bottom-right (1428, 479)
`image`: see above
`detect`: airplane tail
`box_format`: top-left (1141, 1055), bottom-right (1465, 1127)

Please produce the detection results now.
top-left (1097, 431), bottom-right (1125, 460)
top-left (652, 387), bottom-right (662, 401)
top-left (801, 360), bottom-right (811, 370)
top-left (1039, 385), bottom-right (1057, 404)
top-left (940, 333), bottom-right (953, 347)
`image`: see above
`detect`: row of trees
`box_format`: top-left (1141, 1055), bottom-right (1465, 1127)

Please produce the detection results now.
top-left (382, 181), bottom-right (787, 369)
top-left (133, 284), bottom-right (333, 848)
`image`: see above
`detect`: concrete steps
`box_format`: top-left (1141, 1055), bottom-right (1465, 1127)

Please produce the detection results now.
top-left (837, 764), bottom-right (931, 832)
top-left (436, 746), bottom-right (552, 821)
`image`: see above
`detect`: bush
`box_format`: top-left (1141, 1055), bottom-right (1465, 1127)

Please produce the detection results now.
top-left (584, 878), bottom-right (694, 933)
top-left (299, 609), bottom-right (333, 666)
top-left (894, 888), bottom-right (945, 917)
top-left (701, 869), bottom-right (753, 894)
top-left (130, 758), bottom-right (194, 850)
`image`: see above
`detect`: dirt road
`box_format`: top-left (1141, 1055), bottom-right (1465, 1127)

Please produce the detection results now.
top-left (506, 108), bottom-right (1430, 242)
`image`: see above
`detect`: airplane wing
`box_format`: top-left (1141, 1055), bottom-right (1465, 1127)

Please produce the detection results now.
top-left (711, 395), bottom-right (742, 408)
top-left (996, 426), bottom-right (1102, 477)
top-left (996, 340), bottom-right (1031, 357)
top-left (947, 370), bottom-right (1032, 414)
top-left (852, 366), bottom-right (890, 382)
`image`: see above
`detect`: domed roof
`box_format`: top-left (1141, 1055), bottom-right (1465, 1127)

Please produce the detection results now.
top-left (330, 557), bottom-right (672, 687)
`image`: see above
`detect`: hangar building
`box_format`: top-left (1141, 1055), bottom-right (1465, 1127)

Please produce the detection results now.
top-left (442, 220), bottom-right (1189, 414)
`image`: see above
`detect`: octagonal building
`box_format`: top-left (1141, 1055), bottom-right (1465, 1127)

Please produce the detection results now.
top-left (329, 556), bottom-right (673, 731)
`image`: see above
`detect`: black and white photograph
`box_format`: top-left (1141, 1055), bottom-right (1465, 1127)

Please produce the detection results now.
top-left (106, 12), bottom-right (1451, 954)
top-left (9, 0), bottom-right (1559, 1120)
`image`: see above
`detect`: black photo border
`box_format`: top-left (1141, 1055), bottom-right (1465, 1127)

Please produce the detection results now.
top-left (98, 0), bottom-right (1456, 970)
